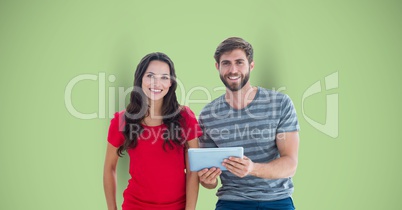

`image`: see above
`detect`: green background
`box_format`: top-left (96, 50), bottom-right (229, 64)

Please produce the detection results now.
top-left (1, 0), bottom-right (401, 209)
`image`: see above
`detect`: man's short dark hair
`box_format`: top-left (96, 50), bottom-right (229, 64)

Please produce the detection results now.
top-left (214, 37), bottom-right (254, 64)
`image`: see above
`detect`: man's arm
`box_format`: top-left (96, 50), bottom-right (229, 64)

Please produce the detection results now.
top-left (223, 131), bottom-right (299, 179)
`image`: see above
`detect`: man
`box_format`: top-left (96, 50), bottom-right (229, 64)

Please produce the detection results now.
top-left (198, 37), bottom-right (300, 210)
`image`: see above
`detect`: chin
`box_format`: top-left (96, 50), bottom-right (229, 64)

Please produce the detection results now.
top-left (151, 94), bottom-right (167, 101)
top-left (229, 87), bottom-right (242, 92)
top-left (226, 82), bottom-right (242, 91)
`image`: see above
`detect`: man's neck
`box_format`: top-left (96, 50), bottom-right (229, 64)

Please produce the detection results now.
top-left (225, 84), bottom-right (258, 110)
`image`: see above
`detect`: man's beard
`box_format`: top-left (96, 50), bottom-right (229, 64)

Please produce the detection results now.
top-left (220, 69), bottom-right (250, 92)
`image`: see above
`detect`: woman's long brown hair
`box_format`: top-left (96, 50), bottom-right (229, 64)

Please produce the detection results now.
top-left (117, 52), bottom-right (184, 156)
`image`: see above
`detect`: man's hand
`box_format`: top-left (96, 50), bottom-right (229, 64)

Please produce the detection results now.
top-left (222, 156), bottom-right (254, 178)
top-left (197, 167), bottom-right (221, 189)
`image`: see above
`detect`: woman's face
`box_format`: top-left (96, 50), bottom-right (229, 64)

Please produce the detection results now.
top-left (141, 60), bottom-right (172, 102)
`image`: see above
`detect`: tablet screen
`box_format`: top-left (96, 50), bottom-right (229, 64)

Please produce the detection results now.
top-left (188, 147), bottom-right (244, 171)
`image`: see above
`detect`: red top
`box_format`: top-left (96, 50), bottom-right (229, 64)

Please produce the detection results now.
top-left (107, 106), bottom-right (202, 210)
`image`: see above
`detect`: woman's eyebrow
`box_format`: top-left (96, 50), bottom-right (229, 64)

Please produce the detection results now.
top-left (146, 72), bottom-right (169, 76)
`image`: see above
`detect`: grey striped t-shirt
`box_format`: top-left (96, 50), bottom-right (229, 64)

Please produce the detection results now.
top-left (198, 87), bottom-right (300, 201)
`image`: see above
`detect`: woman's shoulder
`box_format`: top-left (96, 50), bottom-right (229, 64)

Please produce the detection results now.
top-left (179, 105), bottom-right (191, 114)
top-left (112, 110), bottom-right (126, 120)
top-left (110, 110), bottom-right (126, 130)
top-left (179, 105), bottom-right (197, 119)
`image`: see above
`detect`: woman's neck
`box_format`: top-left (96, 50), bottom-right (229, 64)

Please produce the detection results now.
top-left (147, 99), bottom-right (163, 119)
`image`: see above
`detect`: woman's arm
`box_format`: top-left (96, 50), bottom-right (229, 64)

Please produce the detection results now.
top-left (185, 139), bottom-right (199, 210)
top-left (198, 167), bottom-right (221, 189)
top-left (103, 143), bottom-right (120, 210)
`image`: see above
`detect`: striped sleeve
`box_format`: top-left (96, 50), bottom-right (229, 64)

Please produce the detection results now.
top-left (198, 113), bottom-right (218, 148)
top-left (277, 94), bottom-right (300, 133)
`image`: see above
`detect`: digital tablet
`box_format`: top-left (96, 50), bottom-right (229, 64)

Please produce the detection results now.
top-left (188, 147), bottom-right (244, 171)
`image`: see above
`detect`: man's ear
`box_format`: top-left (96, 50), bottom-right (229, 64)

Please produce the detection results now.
top-left (215, 62), bottom-right (219, 71)
top-left (250, 61), bottom-right (255, 71)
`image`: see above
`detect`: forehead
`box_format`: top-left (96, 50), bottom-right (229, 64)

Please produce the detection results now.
top-left (145, 60), bottom-right (170, 74)
top-left (220, 49), bottom-right (247, 62)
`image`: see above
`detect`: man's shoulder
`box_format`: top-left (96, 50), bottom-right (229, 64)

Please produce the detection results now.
top-left (258, 87), bottom-right (288, 99)
top-left (253, 87), bottom-right (290, 106)
top-left (199, 94), bottom-right (225, 117)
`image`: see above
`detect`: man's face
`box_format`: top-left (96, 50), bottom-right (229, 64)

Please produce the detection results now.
top-left (216, 49), bottom-right (254, 92)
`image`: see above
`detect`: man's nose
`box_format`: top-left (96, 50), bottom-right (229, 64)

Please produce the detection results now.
top-left (228, 64), bottom-right (238, 73)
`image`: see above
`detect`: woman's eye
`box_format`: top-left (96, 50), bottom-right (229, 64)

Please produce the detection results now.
top-left (146, 74), bottom-right (153, 78)
top-left (161, 76), bottom-right (169, 80)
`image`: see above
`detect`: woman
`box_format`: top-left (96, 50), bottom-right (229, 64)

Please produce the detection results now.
top-left (103, 52), bottom-right (201, 210)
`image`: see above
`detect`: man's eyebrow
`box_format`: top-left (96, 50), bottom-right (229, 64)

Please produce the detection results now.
top-left (221, 59), bottom-right (245, 63)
